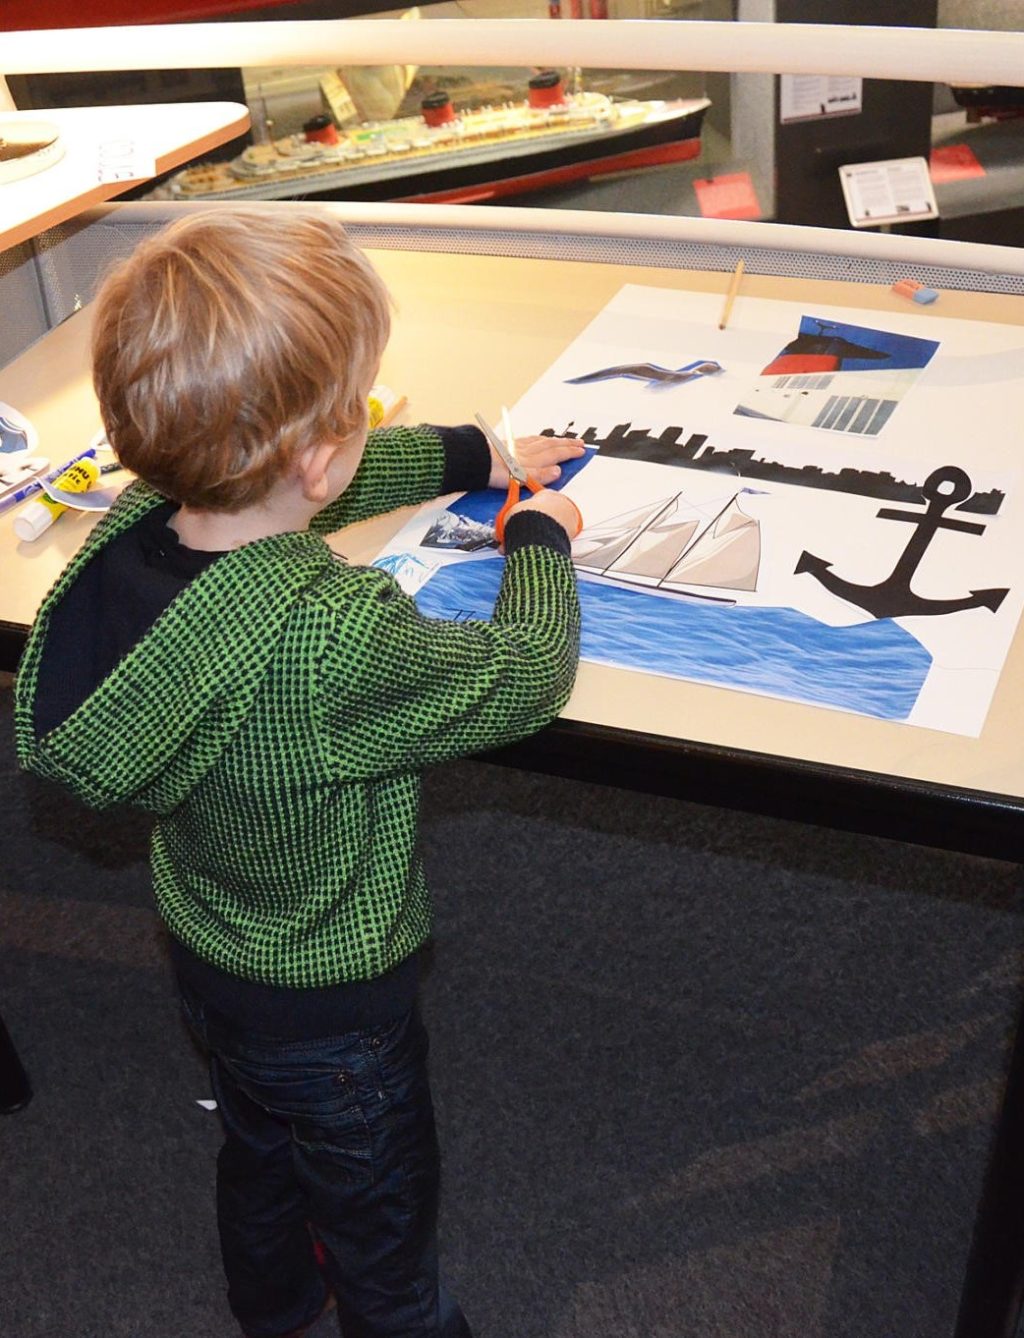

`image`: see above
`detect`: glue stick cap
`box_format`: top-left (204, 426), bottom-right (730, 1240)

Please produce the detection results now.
top-left (13, 500), bottom-right (56, 542)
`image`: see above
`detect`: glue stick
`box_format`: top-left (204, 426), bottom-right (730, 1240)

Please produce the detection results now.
top-left (367, 386), bottom-right (405, 430)
top-left (14, 456), bottom-right (100, 542)
top-left (368, 394), bottom-right (386, 430)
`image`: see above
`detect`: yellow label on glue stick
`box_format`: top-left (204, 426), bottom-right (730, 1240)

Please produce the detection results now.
top-left (13, 457), bottom-right (100, 542)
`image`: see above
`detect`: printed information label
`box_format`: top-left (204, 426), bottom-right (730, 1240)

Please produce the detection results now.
top-left (839, 156), bottom-right (938, 228)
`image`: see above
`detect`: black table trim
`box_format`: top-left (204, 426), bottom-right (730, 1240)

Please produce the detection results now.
top-left (481, 718), bottom-right (1024, 863)
top-left (6, 610), bottom-right (1022, 859)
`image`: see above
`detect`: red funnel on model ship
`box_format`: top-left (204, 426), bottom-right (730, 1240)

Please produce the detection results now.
top-left (421, 92), bottom-right (457, 128)
top-left (303, 114), bottom-right (338, 146)
top-left (528, 70), bottom-right (567, 110)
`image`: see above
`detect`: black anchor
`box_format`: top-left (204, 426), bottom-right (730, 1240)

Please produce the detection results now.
top-left (794, 466), bottom-right (1009, 619)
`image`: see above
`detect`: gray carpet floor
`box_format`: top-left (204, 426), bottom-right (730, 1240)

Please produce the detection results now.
top-left (2, 684), bottom-right (1022, 1337)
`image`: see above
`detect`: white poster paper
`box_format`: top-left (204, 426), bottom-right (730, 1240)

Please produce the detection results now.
top-left (375, 285), bottom-right (1024, 737)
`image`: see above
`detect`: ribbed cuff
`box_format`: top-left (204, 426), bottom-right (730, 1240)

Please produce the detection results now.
top-left (503, 510), bottom-right (573, 558)
top-left (438, 424), bottom-right (492, 494)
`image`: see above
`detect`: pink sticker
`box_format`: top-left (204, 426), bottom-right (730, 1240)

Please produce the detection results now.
top-left (929, 144), bottom-right (986, 184)
top-left (693, 172), bottom-right (762, 220)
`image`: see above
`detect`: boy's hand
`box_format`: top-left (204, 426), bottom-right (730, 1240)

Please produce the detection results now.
top-left (503, 489), bottom-right (583, 544)
top-left (487, 434), bottom-right (586, 490)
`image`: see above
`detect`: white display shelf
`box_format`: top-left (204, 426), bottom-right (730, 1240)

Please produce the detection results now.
top-left (0, 100), bottom-right (249, 253)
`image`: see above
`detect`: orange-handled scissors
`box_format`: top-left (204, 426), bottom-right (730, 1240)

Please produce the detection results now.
top-left (475, 408), bottom-right (582, 546)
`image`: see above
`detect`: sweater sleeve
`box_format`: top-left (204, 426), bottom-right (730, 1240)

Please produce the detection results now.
top-left (315, 523), bottom-right (581, 778)
top-left (311, 423), bottom-right (491, 534)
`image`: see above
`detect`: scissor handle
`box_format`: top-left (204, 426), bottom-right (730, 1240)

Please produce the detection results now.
top-left (494, 477), bottom-right (523, 546)
top-left (495, 475), bottom-right (584, 547)
top-left (562, 495), bottom-right (584, 539)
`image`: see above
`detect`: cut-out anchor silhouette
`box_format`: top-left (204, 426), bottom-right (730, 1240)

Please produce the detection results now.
top-left (795, 466), bottom-right (1009, 620)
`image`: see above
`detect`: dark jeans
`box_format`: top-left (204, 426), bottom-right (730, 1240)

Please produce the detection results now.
top-left (179, 983), bottom-right (473, 1338)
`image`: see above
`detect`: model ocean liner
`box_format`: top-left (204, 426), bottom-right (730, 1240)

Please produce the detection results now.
top-left (160, 69), bottom-right (710, 205)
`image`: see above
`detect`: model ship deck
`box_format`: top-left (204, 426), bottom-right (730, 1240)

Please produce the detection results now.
top-left (162, 91), bottom-right (710, 204)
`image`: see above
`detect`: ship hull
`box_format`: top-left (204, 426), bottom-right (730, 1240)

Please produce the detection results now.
top-left (329, 107), bottom-right (705, 204)
top-left (168, 100), bottom-right (708, 206)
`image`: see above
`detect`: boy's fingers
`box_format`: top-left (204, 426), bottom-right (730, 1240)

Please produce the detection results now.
top-left (518, 435), bottom-right (584, 451)
top-left (554, 443), bottom-right (586, 462)
top-left (520, 444), bottom-right (585, 470)
top-left (541, 437), bottom-right (585, 453)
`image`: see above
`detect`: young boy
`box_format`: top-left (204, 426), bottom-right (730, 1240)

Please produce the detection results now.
top-left (14, 207), bottom-right (583, 1338)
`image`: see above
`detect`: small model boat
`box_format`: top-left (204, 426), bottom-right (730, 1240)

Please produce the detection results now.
top-left (159, 70), bottom-right (710, 206)
top-left (950, 84), bottom-right (1024, 122)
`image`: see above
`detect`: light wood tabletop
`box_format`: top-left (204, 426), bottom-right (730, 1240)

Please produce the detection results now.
top-left (3, 242), bottom-right (1024, 835)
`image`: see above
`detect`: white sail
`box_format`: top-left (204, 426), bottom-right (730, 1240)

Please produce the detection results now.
top-left (662, 495), bottom-right (760, 591)
top-left (572, 489), bottom-right (761, 598)
top-left (605, 495), bottom-right (700, 584)
top-left (573, 496), bottom-right (678, 574)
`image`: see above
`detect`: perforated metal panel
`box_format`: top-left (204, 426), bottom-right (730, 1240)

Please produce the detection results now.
top-left (7, 205), bottom-right (1024, 375)
top-left (341, 221), bottom-right (1024, 296)
top-left (29, 215), bottom-right (152, 331)
top-left (0, 242), bottom-right (49, 369)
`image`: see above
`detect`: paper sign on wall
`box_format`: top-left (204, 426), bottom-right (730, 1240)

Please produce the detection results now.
top-left (780, 75), bottom-right (862, 123)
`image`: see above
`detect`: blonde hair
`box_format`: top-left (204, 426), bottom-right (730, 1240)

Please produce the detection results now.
top-left (91, 207), bottom-right (392, 510)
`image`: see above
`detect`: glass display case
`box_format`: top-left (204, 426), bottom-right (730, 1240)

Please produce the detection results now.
top-left (141, 0), bottom-right (712, 205)
top-left (928, 0), bottom-right (1024, 243)
top-left (10, 0), bottom-right (719, 208)
top-left (5, 1), bottom-right (1023, 235)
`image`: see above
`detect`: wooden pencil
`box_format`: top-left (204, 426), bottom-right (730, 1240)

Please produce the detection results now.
top-left (718, 259), bottom-right (745, 330)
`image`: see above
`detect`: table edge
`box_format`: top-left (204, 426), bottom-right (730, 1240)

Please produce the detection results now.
top-left (4, 614), bottom-right (1018, 858)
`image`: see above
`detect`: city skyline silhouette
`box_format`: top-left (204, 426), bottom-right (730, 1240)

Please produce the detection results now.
top-left (544, 420), bottom-right (1004, 516)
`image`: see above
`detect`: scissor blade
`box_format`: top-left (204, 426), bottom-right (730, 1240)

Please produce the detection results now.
top-left (475, 412), bottom-right (527, 483)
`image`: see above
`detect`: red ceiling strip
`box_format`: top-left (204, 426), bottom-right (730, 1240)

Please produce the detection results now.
top-left (2, 0), bottom-right (303, 31)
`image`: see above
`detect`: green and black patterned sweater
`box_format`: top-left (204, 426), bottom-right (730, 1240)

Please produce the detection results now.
top-left (14, 424), bottom-right (581, 990)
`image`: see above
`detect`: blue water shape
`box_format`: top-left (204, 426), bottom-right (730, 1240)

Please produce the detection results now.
top-left (410, 556), bottom-right (931, 720)
top-left (444, 448), bottom-right (596, 527)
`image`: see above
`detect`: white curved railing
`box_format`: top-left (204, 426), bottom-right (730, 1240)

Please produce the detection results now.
top-left (83, 199), bottom-right (1024, 285)
top-left (3, 18), bottom-right (1024, 87)
top-left (5, 18), bottom-right (1024, 284)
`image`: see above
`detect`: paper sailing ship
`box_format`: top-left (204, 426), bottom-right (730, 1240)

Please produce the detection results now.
top-left (572, 490), bottom-right (761, 601)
